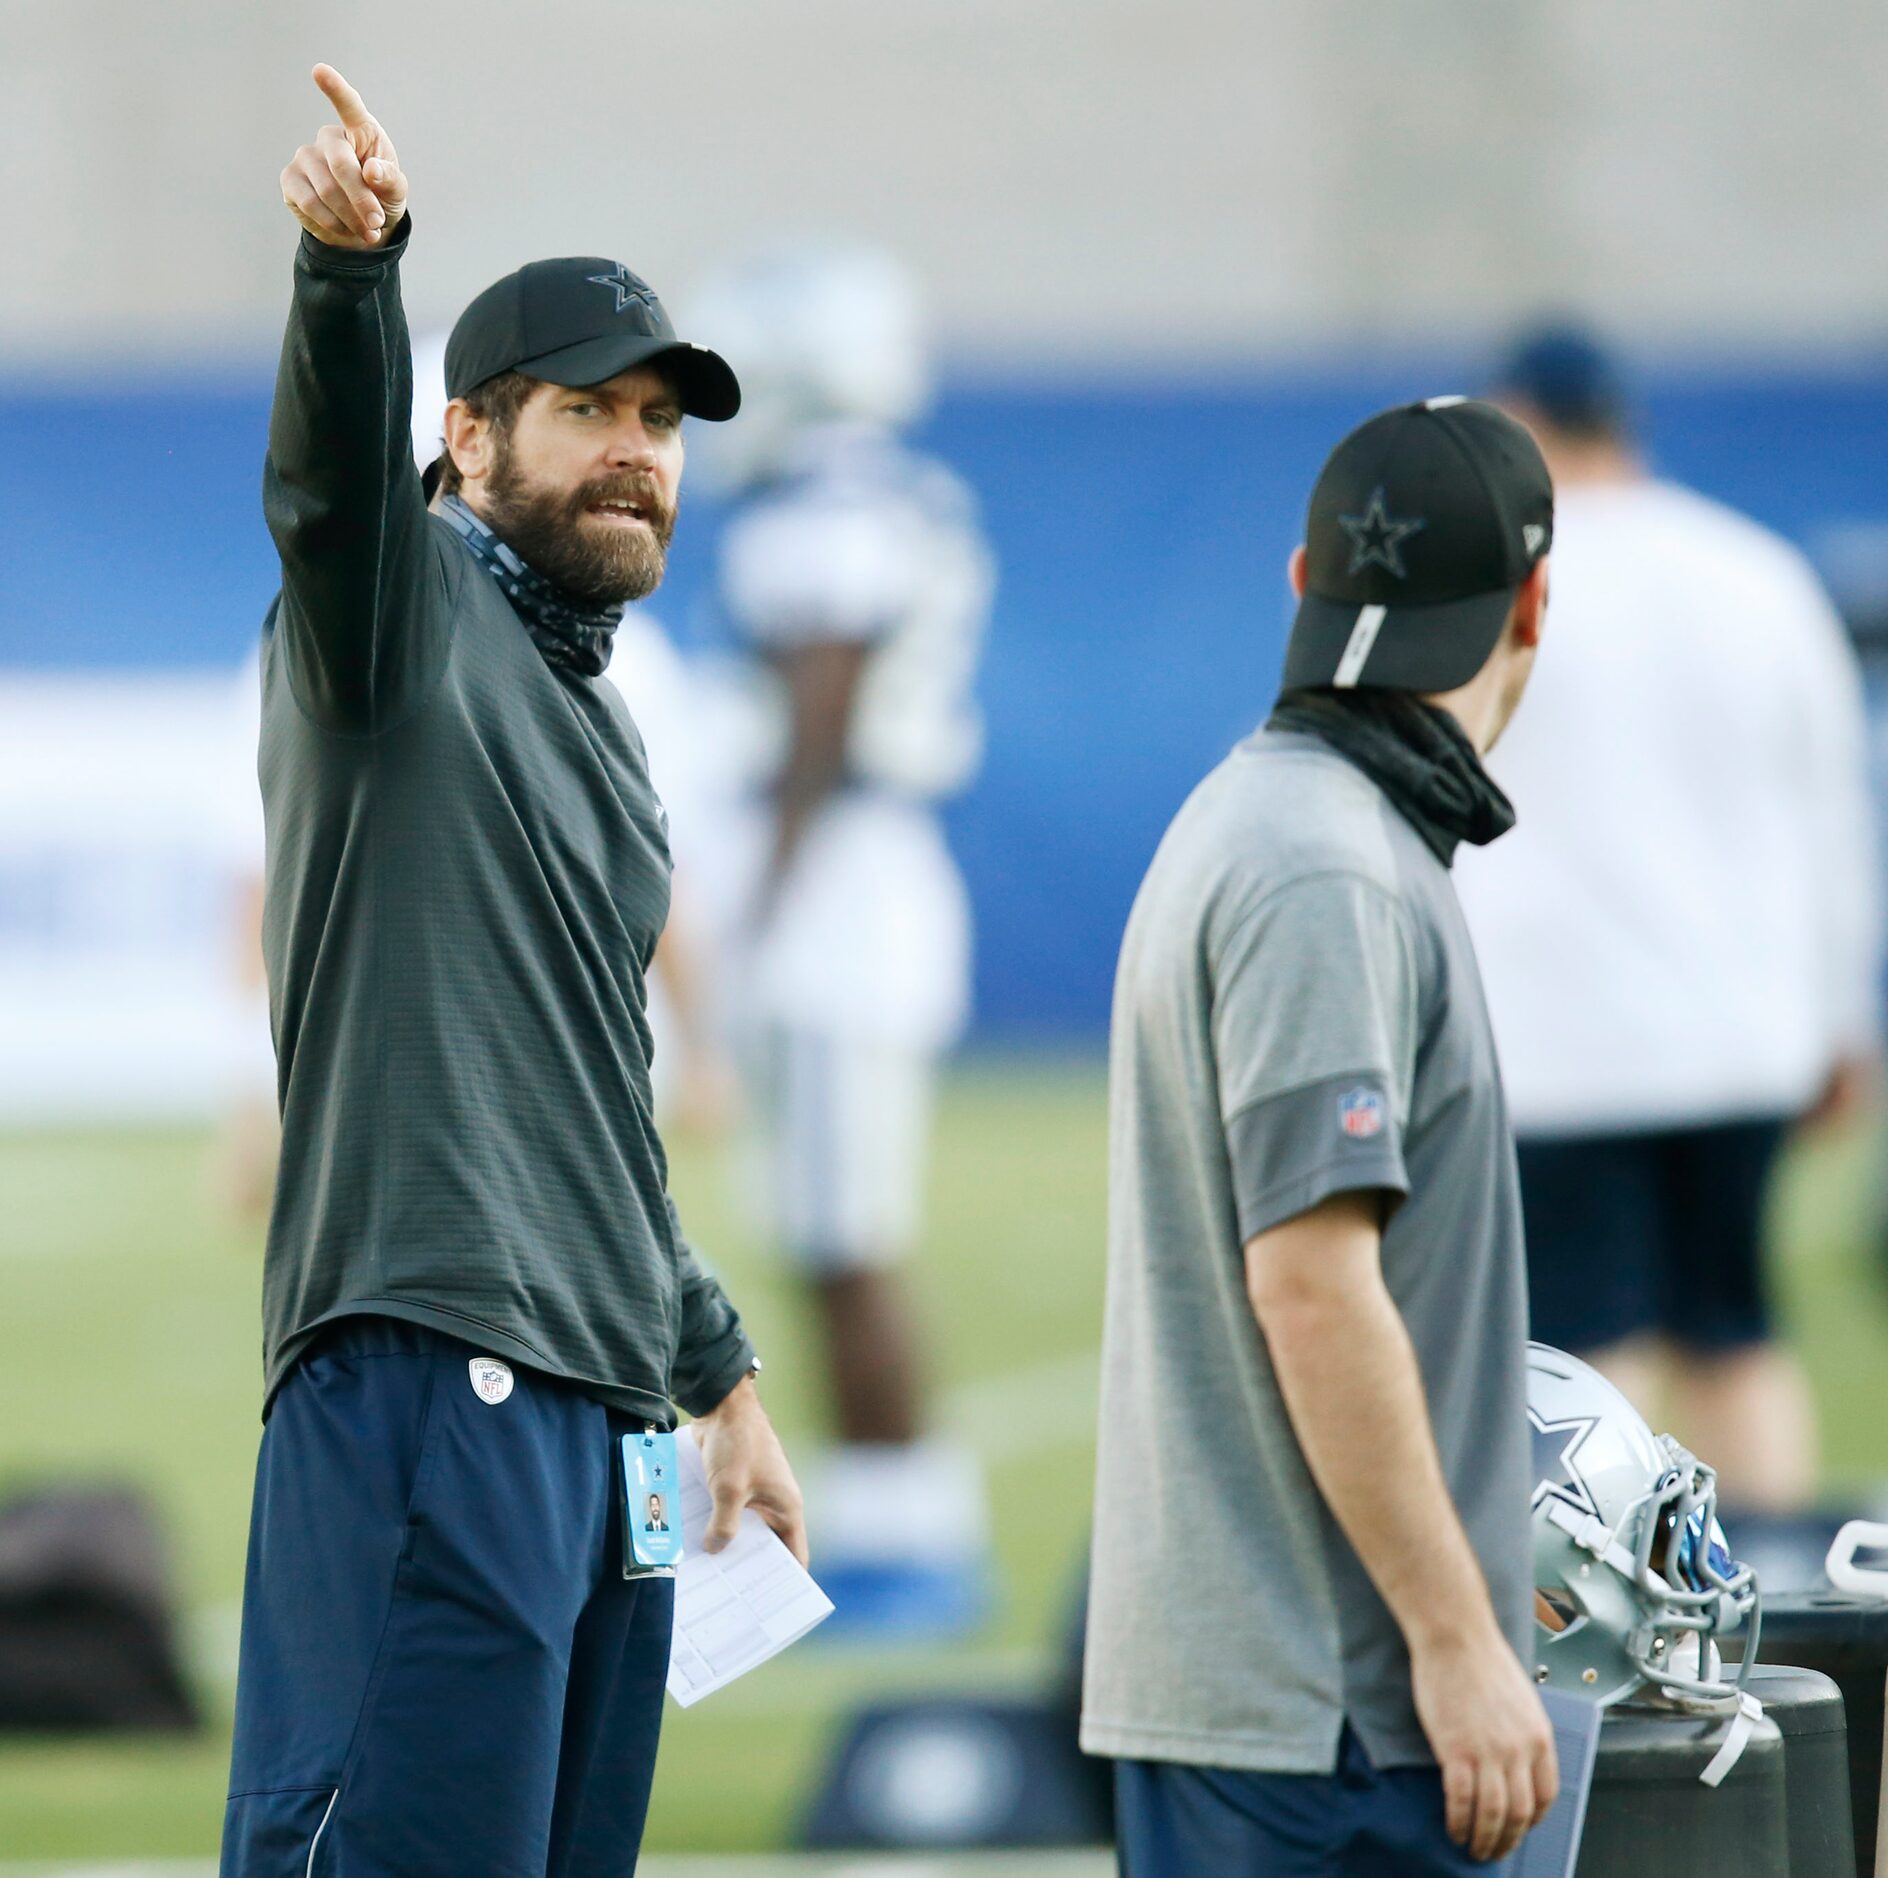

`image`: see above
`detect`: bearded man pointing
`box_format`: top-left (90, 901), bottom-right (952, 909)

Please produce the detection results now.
top-left (221, 66), bottom-right (803, 1875)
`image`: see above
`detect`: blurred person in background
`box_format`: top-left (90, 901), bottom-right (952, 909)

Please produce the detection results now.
top-left (210, 648), bottom-right (276, 1225)
top-left (1457, 323), bottom-right (1883, 1515)
top-left (690, 248), bottom-right (996, 1637)
top-left (1810, 526), bottom-right (1888, 1293)
top-left (1811, 519), bottom-right (1888, 999)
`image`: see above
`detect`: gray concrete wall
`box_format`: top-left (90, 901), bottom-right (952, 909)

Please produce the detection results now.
top-left (5, 0), bottom-right (1885, 367)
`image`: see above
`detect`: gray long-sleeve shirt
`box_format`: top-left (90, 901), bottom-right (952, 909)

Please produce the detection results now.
top-left (255, 221), bottom-right (754, 1424)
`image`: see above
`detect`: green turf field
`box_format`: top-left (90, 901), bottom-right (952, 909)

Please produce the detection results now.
top-left (0, 1060), bottom-right (1107, 1858)
top-left (2, 1057), bottom-right (1886, 1859)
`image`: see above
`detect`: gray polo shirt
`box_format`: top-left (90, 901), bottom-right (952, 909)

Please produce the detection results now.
top-left (1081, 727), bottom-right (1530, 1774)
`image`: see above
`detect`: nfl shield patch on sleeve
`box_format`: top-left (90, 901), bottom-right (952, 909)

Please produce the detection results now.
top-left (1337, 1087), bottom-right (1384, 1140)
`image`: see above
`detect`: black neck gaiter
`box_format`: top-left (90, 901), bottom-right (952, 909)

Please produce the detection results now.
top-left (1266, 688), bottom-right (1516, 867)
top-left (439, 494), bottom-right (624, 678)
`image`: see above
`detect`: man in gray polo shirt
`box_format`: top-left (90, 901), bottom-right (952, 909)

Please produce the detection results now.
top-left (1084, 400), bottom-right (1559, 1873)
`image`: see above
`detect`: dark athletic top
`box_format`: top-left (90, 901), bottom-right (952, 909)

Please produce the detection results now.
top-left (254, 219), bottom-right (755, 1425)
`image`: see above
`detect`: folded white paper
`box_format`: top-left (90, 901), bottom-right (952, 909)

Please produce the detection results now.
top-left (664, 1423), bottom-right (834, 1707)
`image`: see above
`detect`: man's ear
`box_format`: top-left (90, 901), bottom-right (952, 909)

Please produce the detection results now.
top-left (442, 397), bottom-right (489, 485)
top-left (1512, 555), bottom-right (1550, 648)
top-left (1288, 544), bottom-right (1309, 599)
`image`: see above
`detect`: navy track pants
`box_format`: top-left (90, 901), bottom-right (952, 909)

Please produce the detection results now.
top-left (1114, 1726), bottom-right (1508, 1876)
top-left (221, 1317), bottom-right (674, 1877)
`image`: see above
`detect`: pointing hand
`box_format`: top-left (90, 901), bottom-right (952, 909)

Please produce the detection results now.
top-left (280, 65), bottom-right (409, 250)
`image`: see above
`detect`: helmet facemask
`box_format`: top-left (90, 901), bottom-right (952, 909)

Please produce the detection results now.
top-left (1622, 1439), bottom-right (1762, 1706)
top-left (1534, 1435), bottom-right (1760, 1710)
top-left (1527, 1345), bottom-right (1760, 1715)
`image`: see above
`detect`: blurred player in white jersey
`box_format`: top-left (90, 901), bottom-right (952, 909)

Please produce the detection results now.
top-left (692, 248), bottom-right (996, 1635)
top-left (210, 645), bottom-right (277, 1223)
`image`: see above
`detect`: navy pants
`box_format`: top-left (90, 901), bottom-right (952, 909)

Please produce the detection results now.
top-left (221, 1318), bottom-right (674, 1877)
top-left (1114, 1727), bottom-right (1505, 1876)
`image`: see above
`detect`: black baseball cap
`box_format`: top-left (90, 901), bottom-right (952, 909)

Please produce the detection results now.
top-left (444, 256), bottom-right (741, 420)
top-left (1282, 397), bottom-right (1554, 693)
top-left (1493, 322), bottom-right (1628, 437)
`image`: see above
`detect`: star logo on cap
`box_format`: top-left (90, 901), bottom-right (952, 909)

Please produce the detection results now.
top-left (1529, 1408), bottom-right (1600, 1519)
top-left (587, 263), bottom-right (659, 316)
top-left (1339, 487), bottom-right (1425, 580)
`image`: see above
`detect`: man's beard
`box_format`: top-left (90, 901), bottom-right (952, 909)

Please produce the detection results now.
top-left (480, 442), bottom-right (676, 607)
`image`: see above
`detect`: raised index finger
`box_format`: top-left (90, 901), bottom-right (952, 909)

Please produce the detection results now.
top-left (312, 63), bottom-right (372, 130)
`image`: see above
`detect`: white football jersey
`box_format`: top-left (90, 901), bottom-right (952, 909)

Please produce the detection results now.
top-left (716, 421), bottom-right (993, 801)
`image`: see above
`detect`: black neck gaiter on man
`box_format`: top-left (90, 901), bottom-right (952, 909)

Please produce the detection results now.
top-left (1267, 688), bottom-right (1516, 867)
top-left (439, 494), bottom-right (624, 678)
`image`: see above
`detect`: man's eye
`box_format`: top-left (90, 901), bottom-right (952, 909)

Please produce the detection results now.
top-left (648, 408), bottom-right (680, 432)
top-left (567, 402), bottom-right (604, 418)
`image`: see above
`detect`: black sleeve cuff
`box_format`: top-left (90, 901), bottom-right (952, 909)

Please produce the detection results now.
top-left (673, 1329), bottom-right (760, 1419)
top-left (297, 213), bottom-right (412, 275)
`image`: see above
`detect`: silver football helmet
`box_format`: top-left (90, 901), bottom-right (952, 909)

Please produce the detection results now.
top-left (685, 244), bottom-right (931, 490)
top-left (1528, 1342), bottom-right (1761, 1710)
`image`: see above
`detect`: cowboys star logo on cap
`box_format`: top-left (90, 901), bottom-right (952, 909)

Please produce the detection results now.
top-left (1529, 1408), bottom-right (1600, 1517)
top-left (587, 263), bottom-right (660, 316)
top-left (1280, 400), bottom-right (1553, 695)
top-left (1339, 487), bottom-right (1426, 579)
top-left (443, 254), bottom-right (739, 421)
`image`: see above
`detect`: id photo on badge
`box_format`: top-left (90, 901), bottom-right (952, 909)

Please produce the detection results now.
top-left (622, 1431), bottom-right (683, 1573)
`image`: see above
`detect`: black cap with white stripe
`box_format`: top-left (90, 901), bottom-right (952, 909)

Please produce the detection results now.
top-left (1282, 396), bottom-right (1553, 693)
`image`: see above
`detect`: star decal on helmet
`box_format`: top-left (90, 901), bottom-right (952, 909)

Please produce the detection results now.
top-left (1529, 1408), bottom-right (1601, 1518)
top-left (587, 263), bottom-right (659, 317)
top-left (1339, 487), bottom-right (1425, 579)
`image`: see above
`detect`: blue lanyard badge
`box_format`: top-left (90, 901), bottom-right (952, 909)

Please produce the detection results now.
top-left (621, 1429), bottom-right (684, 1577)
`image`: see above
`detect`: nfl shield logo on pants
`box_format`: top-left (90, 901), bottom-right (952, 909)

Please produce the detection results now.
top-left (469, 1357), bottom-right (515, 1405)
top-left (1338, 1088), bottom-right (1384, 1140)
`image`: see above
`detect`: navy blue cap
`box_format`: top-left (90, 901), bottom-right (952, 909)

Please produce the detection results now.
top-left (1494, 322), bottom-right (1627, 436)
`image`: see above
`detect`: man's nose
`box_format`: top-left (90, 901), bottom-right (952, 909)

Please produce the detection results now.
top-left (602, 423), bottom-right (659, 468)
